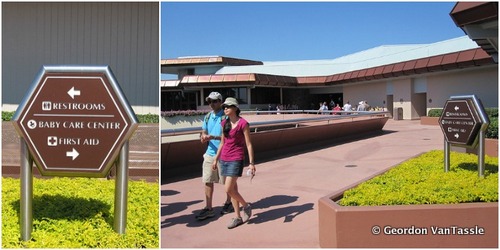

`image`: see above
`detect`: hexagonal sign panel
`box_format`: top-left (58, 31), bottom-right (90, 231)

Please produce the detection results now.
top-left (13, 65), bottom-right (138, 177)
top-left (439, 98), bottom-right (482, 147)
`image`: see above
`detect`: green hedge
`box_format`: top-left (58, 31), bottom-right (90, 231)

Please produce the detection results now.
top-left (427, 108), bottom-right (498, 118)
top-left (427, 108), bottom-right (498, 139)
top-left (486, 117), bottom-right (498, 139)
top-left (2, 177), bottom-right (158, 248)
top-left (1, 112), bottom-right (158, 123)
top-left (427, 109), bottom-right (443, 117)
top-left (2, 111), bottom-right (14, 121)
top-left (339, 150), bottom-right (498, 206)
top-left (161, 110), bottom-right (210, 118)
top-left (137, 113), bottom-right (159, 123)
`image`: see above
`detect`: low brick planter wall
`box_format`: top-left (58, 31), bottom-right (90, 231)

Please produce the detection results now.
top-left (485, 138), bottom-right (498, 157)
top-left (420, 116), bottom-right (439, 126)
top-left (162, 116), bottom-right (389, 182)
top-left (319, 186), bottom-right (498, 248)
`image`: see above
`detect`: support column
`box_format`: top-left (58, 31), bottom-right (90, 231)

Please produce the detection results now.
top-left (114, 141), bottom-right (129, 234)
top-left (20, 139), bottom-right (33, 241)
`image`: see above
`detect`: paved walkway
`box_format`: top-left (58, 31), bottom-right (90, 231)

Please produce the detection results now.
top-left (161, 120), bottom-right (444, 248)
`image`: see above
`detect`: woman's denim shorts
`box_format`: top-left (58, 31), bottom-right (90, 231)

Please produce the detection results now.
top-left (219, 160), bottom-right (244, 177)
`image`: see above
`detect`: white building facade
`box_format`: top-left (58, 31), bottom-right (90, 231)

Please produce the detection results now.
top-left (2, 2), bottom-right (159, 115)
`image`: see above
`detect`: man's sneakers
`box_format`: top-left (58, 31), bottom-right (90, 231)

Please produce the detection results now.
top-left (221, 202), bottom-right (234, 215)
top-left (197, 203), bottom-right (252, 228)
top-left (195, 207), bottom-right (215, 220)
top-left (196, 202), bottom-right (233, 221)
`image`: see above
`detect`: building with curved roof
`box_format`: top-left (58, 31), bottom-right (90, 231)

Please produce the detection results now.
top-left (161, 2), bottom-right (497, 120)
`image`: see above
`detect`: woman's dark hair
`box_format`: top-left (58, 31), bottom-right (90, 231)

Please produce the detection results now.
top-left (223, 107), bottom-right (241, 137)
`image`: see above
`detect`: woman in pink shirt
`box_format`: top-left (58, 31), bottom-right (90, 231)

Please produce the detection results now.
top-left (212, 97), bottom-right (256, 229)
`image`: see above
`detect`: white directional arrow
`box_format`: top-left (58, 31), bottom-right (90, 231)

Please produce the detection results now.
top-left (66, 148), bottom-right (79, 160)
top-left (67, 86), bottom-right (81, 99)
top-left (454, 133), bottom-right (460, 139)
top-left (454, 106), bottom-right (459, 111)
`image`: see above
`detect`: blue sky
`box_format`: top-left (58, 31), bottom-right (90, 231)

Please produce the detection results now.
top-left (161, 2), bottom-right (465, 76)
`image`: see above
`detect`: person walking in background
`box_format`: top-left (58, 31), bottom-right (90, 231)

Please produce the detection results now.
top-left (212, 97), bottom-right (256, 229)
top-left (357, 101), bottom-right (367, 111)
top-left (319, 102), bottom-right (329, 114)
top-left (197, 92), bottom-right (233, 220)
top-left (332, 103), bottom-right (342, 115)
top-left (364, 101), bottom-right (371, 111)
top-left (343, 101), bottom-right (352, 115)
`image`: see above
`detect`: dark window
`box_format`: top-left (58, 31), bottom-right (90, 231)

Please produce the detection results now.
top-left (203, 87), bottom-right (248, 105)
top-left (251, 87), bottom-right (280, 105)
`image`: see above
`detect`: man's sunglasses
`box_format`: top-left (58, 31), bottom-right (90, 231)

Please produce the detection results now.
top-left (207, 99), bottom-right (221, 104)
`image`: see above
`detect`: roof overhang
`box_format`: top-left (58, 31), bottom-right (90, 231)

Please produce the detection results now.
top-left (162, 48), bottom-right (494, 88)
top-left (321, 48), bottom-right (493, 85)
top-left (450, 2), bottom-right (498, 62)
top-left (178, 73), bottom-right (299, 88)
top-left (161, 56), bottom-right (263, 74)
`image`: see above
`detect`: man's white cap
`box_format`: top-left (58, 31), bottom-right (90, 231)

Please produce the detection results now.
top-left (205, 92), bottom-right (222, 102)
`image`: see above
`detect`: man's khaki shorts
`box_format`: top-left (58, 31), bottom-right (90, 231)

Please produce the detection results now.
top-left (202, 154), bottom-right (225, 184)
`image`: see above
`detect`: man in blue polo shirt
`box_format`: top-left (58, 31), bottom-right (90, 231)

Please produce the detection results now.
top-left (196, 92), bottom-right (233, 220)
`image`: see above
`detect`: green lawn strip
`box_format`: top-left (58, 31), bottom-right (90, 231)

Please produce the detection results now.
top-left (339, 150), bottom-right (498, 206)
top-left (2, 177), bottom-right (158, 248)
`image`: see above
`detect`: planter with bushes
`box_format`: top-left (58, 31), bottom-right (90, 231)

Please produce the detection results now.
top-left (2, 177), bottom-right (159, 248)
top-left (420, 109), bottom-right (442, 125)
top-left (318, 150), bottom-right (498, 248)
top-left (160, 110), bottom-right (211, 129)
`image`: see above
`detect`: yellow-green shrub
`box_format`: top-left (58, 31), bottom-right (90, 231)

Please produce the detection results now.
top-left (339, 150), bottom-right (498, 206)
top-left (2, 177), bottom-right (158, 248)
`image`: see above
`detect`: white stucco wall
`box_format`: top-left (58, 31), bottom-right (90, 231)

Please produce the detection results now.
top-left (2, 2), bottom-right (159, 115)
top-left (343, 81), bottom-right (387, 110)
top-left (427, 66), bottom-right (498, 111)
top-left (341, 65), bottom-right (498, 120)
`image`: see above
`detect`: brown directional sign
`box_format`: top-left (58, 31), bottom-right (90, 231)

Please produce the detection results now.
top-left (439, 99), bottom-right (482, 146)
top-left (13, 66), bottom-right (138, 177)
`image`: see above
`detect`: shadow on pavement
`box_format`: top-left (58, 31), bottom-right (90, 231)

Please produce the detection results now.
top-left (248, 195), bottom-right (314, 224)
top-left (162, 202), bottom-right (232, 228)
top-left (161, 189), bottom-right (180, 196)
top-left (249, 203), bottom-right (314, 224)
top-left (161, 200), bottom-right (202, 217)
top-left (161, 194), bottom-right (307, 228)
top-left (252, 195), bottom-right (299, 209)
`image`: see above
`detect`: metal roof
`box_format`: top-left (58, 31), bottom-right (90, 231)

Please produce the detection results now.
top-left (216, 36), bottom-right (479, 77)
top-left (169, 47), bottom-right (493, 88)
top-left (161, 36), bottom-right (494, 88)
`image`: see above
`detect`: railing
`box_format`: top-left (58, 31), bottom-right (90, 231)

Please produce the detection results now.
top-left (162, 110), bottom-right (390, 137)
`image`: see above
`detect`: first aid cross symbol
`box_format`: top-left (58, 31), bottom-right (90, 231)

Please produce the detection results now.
top-left (47, 136), bottom-right (57, 146)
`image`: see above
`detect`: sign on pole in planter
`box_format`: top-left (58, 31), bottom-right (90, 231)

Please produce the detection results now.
top-left (12, 65), bottom-right (139, 240)
top-left (438, 95), bottom-right (489, 177)
top-left (13, 66), bottom-right (138, 177)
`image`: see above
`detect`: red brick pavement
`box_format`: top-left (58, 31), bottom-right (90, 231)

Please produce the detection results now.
top-left (160, 120), bottom-right (444, 248)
